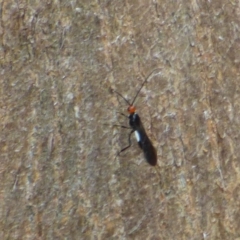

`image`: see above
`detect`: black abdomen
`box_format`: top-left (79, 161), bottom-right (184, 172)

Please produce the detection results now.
top-left (139, 134), bottom-right (157, 166)
top-left (129, 113), bottom-right (157, 166)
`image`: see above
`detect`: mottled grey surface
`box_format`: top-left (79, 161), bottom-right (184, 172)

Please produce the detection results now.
top-left (1, 0), bottom-right (240, 239)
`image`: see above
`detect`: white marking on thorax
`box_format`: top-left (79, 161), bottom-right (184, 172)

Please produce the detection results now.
top-left (134, 131), bottom-right (140, 142)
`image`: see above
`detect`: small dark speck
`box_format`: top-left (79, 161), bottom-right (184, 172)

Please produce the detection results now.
top-left (94, 15), bottom-right (101, 25)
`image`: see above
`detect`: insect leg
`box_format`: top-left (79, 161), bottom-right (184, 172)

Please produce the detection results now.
top-left (116, 112), bottom-right (129, 118)
top-left (117, 130), bottom-right (134, 156)
top-left (113, 125), bottom-right (131, 129)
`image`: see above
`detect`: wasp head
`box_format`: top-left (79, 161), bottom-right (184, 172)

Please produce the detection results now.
top-left (127, 105), bottom-right (136, 114)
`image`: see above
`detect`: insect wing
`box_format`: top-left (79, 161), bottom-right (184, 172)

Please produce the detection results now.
top-left (141, 135), bottom-right (157, 166)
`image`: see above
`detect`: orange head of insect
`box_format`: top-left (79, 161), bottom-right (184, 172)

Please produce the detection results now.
top-left (127, 105), bottom-right (136, 114)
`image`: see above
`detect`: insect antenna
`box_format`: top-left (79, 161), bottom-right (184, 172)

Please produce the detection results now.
top-left (113, 68), bottom-right (162, 107)
top-left (131, 68), bottom-right (162, 106)
top-left (113, 90), bottom-right (131, 106)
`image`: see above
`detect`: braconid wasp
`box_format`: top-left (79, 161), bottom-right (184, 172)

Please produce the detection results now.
top-left (113, 69), bottom-right (161, 166)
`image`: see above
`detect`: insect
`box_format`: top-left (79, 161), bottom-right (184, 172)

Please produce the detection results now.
top-left (114, 69), bottom-right (160, 166)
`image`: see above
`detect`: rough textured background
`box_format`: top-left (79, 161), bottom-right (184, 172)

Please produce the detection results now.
top-left (1, 0), bottom-right (240, 239)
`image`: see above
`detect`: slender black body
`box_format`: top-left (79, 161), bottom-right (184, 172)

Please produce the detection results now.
top-left (114, 69), bottom-right (160, 166)
top-left (129, 113), bottom-right (157, 166)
